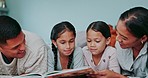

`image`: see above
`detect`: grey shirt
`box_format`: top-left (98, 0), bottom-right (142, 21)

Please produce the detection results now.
top-left (0, 30), bottom-right (49, 75)
top-left (116, 41), bottom-right (148, 78)
top-left (47, 47), bottom-right (84, 72)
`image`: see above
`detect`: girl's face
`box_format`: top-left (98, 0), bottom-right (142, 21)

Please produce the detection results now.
top-left (87, 29), bottom-right (110, 56)
top-left (52, 31), bottom-right (75, 57)
top-left (116, 20), bottom-right (142, 49)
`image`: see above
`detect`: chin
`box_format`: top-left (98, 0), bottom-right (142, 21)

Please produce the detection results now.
top-left (91, 52), bottom-right (98, 55)
top-left (17, 54), bottom-right (26, 59)
top-left (65, 53), bottom-right (72, 56)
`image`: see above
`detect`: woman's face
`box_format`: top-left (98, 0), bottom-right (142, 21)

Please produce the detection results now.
top-left (116, 20), bottom-right (141, 49)
top-left (87, 29), bottom-right (110, 56)
top-left (52, 31), bottom-right (75, 57)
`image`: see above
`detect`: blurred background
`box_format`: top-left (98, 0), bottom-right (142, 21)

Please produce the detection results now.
top-left (1, 0), bottom-right (148, 44)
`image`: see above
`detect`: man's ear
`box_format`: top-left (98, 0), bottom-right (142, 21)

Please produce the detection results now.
top-left (140, 35), bottom-right (147, 43)
top-left (0, 45), bottom-right (4, 52)
top-left (106, 37), bottom-right (111, 45)
top-left (52, 40), bottom-right (57, 47)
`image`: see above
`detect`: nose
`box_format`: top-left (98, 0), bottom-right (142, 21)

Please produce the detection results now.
top-left (66, 43), bottom-right (70, 49)
top-left (90, 42), bottom-right (95, 47)
top-left (116, 35), bottom-right (122, 42)
top-left (19, 43), bottom-right (26, 51)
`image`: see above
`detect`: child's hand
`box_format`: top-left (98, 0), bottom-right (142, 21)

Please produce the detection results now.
top-left (88, 69), bottom-right (126, 78)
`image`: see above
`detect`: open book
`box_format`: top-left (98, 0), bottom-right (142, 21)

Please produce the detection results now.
top-left (14, 66), bottom-right (93, 78)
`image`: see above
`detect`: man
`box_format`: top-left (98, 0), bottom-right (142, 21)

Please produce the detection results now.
top-left (0, 15), bottom-right (49, 75)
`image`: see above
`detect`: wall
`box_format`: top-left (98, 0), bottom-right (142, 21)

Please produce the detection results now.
top-left (5, 0), bottom-right (148, 44)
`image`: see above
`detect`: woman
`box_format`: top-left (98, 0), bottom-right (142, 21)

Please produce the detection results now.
top-left (91, 7), bottom-right (148, 78)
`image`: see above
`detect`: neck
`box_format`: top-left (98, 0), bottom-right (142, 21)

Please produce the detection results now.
top-left (92, 52), bottom-right (103, 65)
top-left (132, 42), bottom-right (144, 59)
top-left (59, 54), bottom-right (69, 69)
top-left (59, 52), bottom-right (69, 59)
top-left (1, 53), bottom-right (14, 64)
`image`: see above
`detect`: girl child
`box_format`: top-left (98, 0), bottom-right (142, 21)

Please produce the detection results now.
top-left (48, 21), bottom-right (84, 72)
top-left (82, 21), bottom-right (120, 73)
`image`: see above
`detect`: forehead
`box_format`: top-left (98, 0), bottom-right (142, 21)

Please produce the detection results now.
top-left (57, 31), bottom-right (75, 40)
top-left (116, 20), bottom-right (136, 38)
top-left (87, 29), bottom-right (104, 39)
top-left (6, 32), bottom-right (25, 48)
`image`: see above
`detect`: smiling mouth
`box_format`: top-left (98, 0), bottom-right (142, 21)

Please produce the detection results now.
top-left (18, 51), bottom-right (26, 54)
top-left (90, 49), bottom-right (97, 51)
top-left (65, 50), bottom-right (72, 52)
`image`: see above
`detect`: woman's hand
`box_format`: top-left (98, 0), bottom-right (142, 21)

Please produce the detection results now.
top-left (88, 69), bottom-right (126, 78)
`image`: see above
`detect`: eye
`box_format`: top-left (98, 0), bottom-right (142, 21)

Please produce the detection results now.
top-left (116, 31), bottom-right (128, 40)
top-left (121, 36), bottom-right (127, 40)
top-left (60, 41), bottom-right (65, 44)
top-left (95, 40), bottom-right (100, 43)
top-left (12, 45), bottom-right (19, 50)
top-left (69, 39), bottom-right (74, 43)
top-left (87, 39), bottom-right (91, 42)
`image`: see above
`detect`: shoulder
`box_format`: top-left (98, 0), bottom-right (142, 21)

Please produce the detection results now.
top-left (82, 46), bottom-right (90, 54)
top-left (23, 30), bottom-right (48, 51)
top-left (104, 46), bottom-right (116, 55)
top-left (23, 30), bottom-right (49, 58)
top-left (23, 30), bottom-right (42, 41)
top-left (48, 48), bottom-right (54, 56)
top-left (115, 41), bottom-right (129, 55)
top-left (106, 46), bottom-right (116, 52)
top-left (74, 47), bottom-right (82, 52)
top-left (82, 46), bottom-right (88, 51)
top-left (73, 47), bottom-right (83, 56)
top-left (115, 42), bottom-right (131, 62)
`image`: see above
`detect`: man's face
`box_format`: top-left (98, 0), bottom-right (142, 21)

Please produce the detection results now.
top-left (0, 31), bottom-right (26, 59)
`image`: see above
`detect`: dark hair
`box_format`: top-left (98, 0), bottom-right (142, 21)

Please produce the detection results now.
top-left (119, 7), bottom-right (148, 69)
top-left (0, 15), bottom-right (21, 44)
top-left (86, 21), bottom-right (111, 39)
top-left (50, 21), bottom-right (76, 70)
top-left (119, 7), bottom-right (148, 38)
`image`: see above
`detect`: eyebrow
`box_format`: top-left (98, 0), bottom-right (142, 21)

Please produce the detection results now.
top-left (11, 34), bottom-right (25, 50)
top-left (116, 26), bottom-right (128, 39)
top-left (116, 29), bottom-right (128, 40)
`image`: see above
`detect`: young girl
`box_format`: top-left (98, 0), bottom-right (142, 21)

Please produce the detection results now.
top-left (48, 21), bottom-right (84, 72)
top-left (82, 21), bottom-right (120, 73)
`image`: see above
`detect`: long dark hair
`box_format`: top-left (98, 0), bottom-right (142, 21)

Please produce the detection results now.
top-left (119, 7), bottom-right (148, 68)
top-left (50, 21), bottom-right (76, 70)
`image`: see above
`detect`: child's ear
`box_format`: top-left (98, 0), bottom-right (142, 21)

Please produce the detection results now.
top-left (106, 37), bottom-right (111, 45)
top-left (52, 40), bottom-right (57, 47)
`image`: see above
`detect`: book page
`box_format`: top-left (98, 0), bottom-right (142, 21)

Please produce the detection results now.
top-left (45, 66), bottom-right (93, 78)
top-left (13, 73), bottom-right (42, 78)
